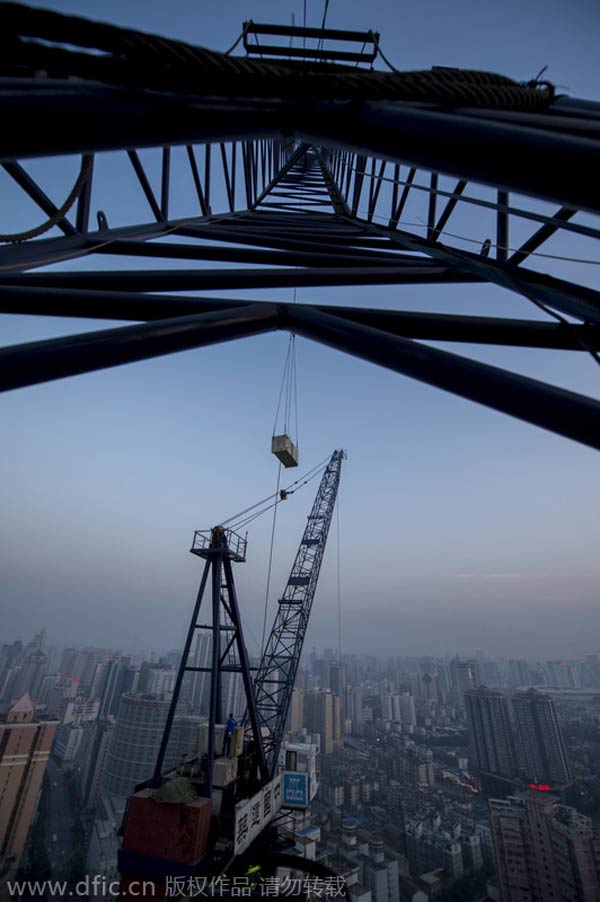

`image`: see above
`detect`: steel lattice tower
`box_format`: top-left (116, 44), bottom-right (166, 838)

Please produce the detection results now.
top-left (1, 7), bottom-right (600, 450)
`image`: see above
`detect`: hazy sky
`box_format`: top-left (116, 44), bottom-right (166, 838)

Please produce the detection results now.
top-left (2, 0), bottom-right (600, 661)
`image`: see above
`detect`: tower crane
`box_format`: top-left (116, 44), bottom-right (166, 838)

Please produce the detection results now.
top-left (118, 450), bottom-right (345, 892)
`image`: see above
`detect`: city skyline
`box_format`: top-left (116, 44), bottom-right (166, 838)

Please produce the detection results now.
top-left (3, 615), bottom-right (598, 900)
top-left (6, 625), bottom-right (600, 664)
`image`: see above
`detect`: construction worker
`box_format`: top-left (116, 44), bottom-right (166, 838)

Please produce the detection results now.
top-left (222, 712), bottom-right (237, 756)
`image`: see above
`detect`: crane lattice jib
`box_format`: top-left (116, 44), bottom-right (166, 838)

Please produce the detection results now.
top-left (254, 449), bottom-right (344, 778)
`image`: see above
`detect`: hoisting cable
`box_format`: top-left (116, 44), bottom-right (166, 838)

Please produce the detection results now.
top-left (220, 455), bottom-right (330, 530)
top-left (260, 461), bottom-right (282, 657)
top-left (335, 491), bottom-right (345, 804)
top-left (261, 318), bottom-right (300, 654)
top-left (271, 331), bottom-right (298, 450)
top-left (336, 496), bottom-right (342, 673)
top-left (317, 0), bottom-right (331, 52)
top-left (291, 336), bottom-right (300, 456)
top-left (228, 460), bottom-right (329, 532)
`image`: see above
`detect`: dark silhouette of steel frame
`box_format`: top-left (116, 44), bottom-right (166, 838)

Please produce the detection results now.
top-left (2, 11), bottom-right (600, 450)
top-left (153, 527), bottom-right (269, 797)
top-left (252, 449), bottom-right (345, 780)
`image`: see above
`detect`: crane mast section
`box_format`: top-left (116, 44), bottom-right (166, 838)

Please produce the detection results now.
top-left (254, 449), bottom-right (344, 777)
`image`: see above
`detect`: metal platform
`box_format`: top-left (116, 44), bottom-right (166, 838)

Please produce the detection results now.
top-left (190, 528), bottom-right (247, 562)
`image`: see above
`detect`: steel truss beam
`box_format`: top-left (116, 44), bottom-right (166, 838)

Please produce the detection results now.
top-left (1, 286), bottom-right (598, 352)
top-left (1, 99), bottom-right (600, 452)
top-left (0, 303), bottom-right (279, 391)
top-left (2, 82), bottom-right (600, 214)
top-left (3, 296), bottom-right (600, 450)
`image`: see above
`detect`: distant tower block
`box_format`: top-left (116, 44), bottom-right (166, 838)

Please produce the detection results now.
top-left (272, 434), bottom-right (299, 467)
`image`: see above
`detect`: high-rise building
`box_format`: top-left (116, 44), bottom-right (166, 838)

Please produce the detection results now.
top-left (0, 695), bottom-right (58, 884)
top-left (223, 671), bottom-right (245, 720)
top-left (102, 693), bottom-right (173, 798)
top-left (77, 716), bottom-right (116, 809)
top-left (582, 654), bottom-right (600, 689)
top-left (9, 653), bottom-right (47, 703)
top-left (508, 659), bottom-right (532, 689)
top-left (465, 686), bottom-right (515, 778)
top-left (101, 692), bottom-right (201, 799)
top-left (47, 675), bottom-right (80, 720)
top-left (380, 692), bottom-right (392, 721)
top-left (449, 659), bottom-right (481, 709)
top-left (512, 688), bottom-right (572, 787)
top-left (329, 661), bottom-right (347, 697)
top-left (185, 633), bottom-right (211, 713)
top-left (0, 642), bottom-right (24, 701)
top-left (546, 661), bottom-right (580, 689)
top-left (138, 661), bottom-right (176, 695)
top-left (490, 791), bottom-right (600, 901)
top-left (398, 693), bottom-right (416, 727)
top-left (53, 697), bottom-right (100, 764)
top-left (59, 648), bottom-right (86, 680)
top-left (349, 687), bottom-right (364, 734)
top-left (304, 690), bottom-right (341, 754)
top-left (418, 670), bottom-right (437, 704)
top-left (290, 689), bottom-right (304, 733)
top-left (98, 658), bottom-right (137, 718)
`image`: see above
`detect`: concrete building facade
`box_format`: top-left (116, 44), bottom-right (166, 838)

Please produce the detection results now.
top-left (465, 686), bottom-right (516, 778)
top-left (490, 791), bottom-right (600, 902)
top-left (0, 694), bottom-right (57, 884)
top-left (512, 689), bottom-right (572, 787)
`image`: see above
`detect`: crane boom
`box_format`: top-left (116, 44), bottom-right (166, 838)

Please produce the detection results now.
top-left (253, 449), bottom-right (345, 777)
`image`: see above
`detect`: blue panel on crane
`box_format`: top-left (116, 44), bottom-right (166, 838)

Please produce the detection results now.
top-left (282, 772), bottom-right (309, 809)
top-left (288, 576), bottom-right (310, 585)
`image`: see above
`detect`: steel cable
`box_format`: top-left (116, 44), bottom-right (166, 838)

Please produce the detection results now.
top-left (0, 156), bottom-right (92, 243)
top-left (0, 4), bottom-right (555, 109)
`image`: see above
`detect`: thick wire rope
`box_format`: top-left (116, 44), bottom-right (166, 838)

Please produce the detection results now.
top-left (317, 0), bottom-right (331, 52)
top-left (223, 21), bottom-right (251, 57)
top-left (284, 337), bottom-right (293, 436)
top-left (291, 287), bottom-right (300, 451)
top-left (220, 455), bottom-right (330, 529)
top-left (370, 31), bottom-right (400, 74)
top-left (272, 338), bottom-right (294, 438)
top-left (336, 498), bottom-right (342, 669)
top-left (3, 6), bottom-right (556, 109)
top-left (354, 205), bottom-right (600, 267)
top-left (292, 336), bottom-right (300, 453)
top-left (365, 203), bottom-right (600, 370)
top-left (403, 210), bottom-right (600, 370)
top-left (0, 156), bottom-right (92, 244)
top-left (261, 292), bottom-right (300, 656)
top-left (0, 215), bottom-right (200, 269)
top-left (228, 460), bottom-right (329, 532)
top-left (328, 155), bottom-right (600, 259)
top-left (303, 0), bottom-right (307, 56)
top-left (335, 492), bottom-right (345, 801)
top-left (260, 461), bottom-right (283, 658)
